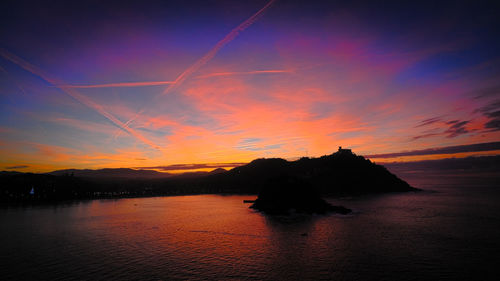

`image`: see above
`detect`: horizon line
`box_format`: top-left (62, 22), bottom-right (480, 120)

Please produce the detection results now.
top-left (4, 141), bottom-right (500, 173)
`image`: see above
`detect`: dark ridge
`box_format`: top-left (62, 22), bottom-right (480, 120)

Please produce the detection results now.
top-left (47, 168), bottom-right (172, 179)
top-left (198, 148), bottom-right (415, 195)
top-left (209, 168), bottom-right (227, 174)
top-left (0, 148), bottom-right (416, 204)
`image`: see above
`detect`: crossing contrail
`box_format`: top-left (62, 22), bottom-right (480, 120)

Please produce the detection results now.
top-left (0, 48), bottom-right (160, 150)
top-left (121, 0), bottom-right (277, 128)
top-left (159, 0), bottom-right (277, 97)
top-left (54, 68), bottom-right (290, 89)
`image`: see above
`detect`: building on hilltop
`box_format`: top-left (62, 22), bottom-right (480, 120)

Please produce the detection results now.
top-left (338, 146), bottom-right (352, 154)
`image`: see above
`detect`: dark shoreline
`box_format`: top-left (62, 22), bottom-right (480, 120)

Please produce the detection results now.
top-left (0, 189), bottom-right (423, 209)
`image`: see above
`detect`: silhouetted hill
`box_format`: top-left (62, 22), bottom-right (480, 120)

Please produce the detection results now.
top-left (191, 148), bottom-right (415, 195)
top-left (163, 168), bottom-right (227, 179)
top-left (209, 168), bottom-right (227, 174)
top-left (1, 148), bottom-right (416, 203)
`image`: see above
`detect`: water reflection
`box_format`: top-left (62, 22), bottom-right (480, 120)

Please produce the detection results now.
top-left (1, 188), bottom-right (499, 280)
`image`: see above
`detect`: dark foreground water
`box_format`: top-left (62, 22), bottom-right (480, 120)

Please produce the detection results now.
top-left (1, 175), bottom-right (499, 280)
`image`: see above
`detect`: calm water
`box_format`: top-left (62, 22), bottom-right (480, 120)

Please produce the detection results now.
top-left (1, 175), bottom-right (499, 280)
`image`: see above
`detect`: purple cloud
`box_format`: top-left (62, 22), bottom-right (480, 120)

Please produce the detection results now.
top-left (366, 141), bottom-right (500, 158)
top-left (136, 162), bottom-right (247, 171)
top-left (4, 165), bottom-right (29, 170)
top-left (414, 116), bottom-right (443, 128)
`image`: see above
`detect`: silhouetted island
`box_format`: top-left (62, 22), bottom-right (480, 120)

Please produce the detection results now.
top-left (0, 147), bottom-right (417, 205)
top-left (210, 146), bottom-right (416, 196)
top-left (246, 147), bottom-right (410, 215)
top-left (249, 176), bottom-right (352, 215)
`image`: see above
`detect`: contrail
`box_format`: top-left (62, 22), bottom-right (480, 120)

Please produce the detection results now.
top-left (55, 80), bottom-right (175, 88)
top-left (195, 69), bottom-right (292, 79)
top-left (0, 48), bottom-right (159, 149)
top-left (53, 68), bottom-right (290, 89)
top-left (159, 0), bottom-right (277, 97)
top-left (113, 111), bottom-right (141, 140)
top-left (120, 0), bottom-right (277, 129)
top-left (0, 65), bottom-right (29, 96)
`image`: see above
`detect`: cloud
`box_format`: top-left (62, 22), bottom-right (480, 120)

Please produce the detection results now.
top-left (240, 138), bottom-right (263, 144)
top-left (485, 118), bottom-right (500, 131)
top-left (445, 120), bottom-right (469, 138)
top-left (44, 115), bottom-right (115, 135)
top-left (472, 85), bottom-right (500, 99)
top-left (412, 117), bottom-right (471, 140)
top-left (236, 143), bottom-right (283, 151)
top-left (382, 156), bottom-right (500, 186)
top-left (136, 162), bottom-right (247, 171)
top-left (411, 133), bottom-right (441, 141)
top-left (366, 141), bottom-right (500, 158)
top-left (475, 99), bottom-right (500, 131)
top-left (4, 165), bottom-right (29, 170)
top-left (234, 138), bottom-right (283, 151)
top-left (476, 99), bottom-right (500, 113)
top-left (414, 116), bottom-right (443, 128)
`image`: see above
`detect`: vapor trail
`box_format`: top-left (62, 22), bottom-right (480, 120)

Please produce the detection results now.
top-left (0, 65), bottom-right (29, 96)
top-left (56, 80), bottom-right (174, 88)
top-left (55, 68), bottom-right (289, 89)
top-left (195, 69), bottom-right (292, 79)
top-left (159, 0), bottom-right (277, 97)
top-left (113, 111), bottom-right (142, 140)
top-left (119, 0), bottom-right (277, 130)
top-left (0, 48), bottom-right (159, 149)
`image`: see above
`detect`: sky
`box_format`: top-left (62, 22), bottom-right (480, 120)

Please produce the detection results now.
top-left (1, 0), bottom-right (500, 173)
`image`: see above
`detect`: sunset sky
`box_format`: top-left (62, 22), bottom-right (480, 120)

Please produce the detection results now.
top-left (1, 0), bottom-right (500, 173)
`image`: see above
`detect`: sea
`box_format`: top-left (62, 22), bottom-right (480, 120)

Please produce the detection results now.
top-left (1, 172), bottom-right (499, 280)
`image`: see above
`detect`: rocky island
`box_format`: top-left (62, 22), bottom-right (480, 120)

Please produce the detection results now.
top-left (249, 176), bottom-right (352, 215)
top-left (246, 147), bottom-right (416, 215)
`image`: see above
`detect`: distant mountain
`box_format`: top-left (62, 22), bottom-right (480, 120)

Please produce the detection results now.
top-left (0, 171), bottom-right (23, 176)
top-left (157, 168), bottom-right (228, 180)
top-left (209, 168), bottom-right (227, 174)
top-left (47, 168), bottom-right (172, 179)
top-left (46, 167), bottom-right (228, 180)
